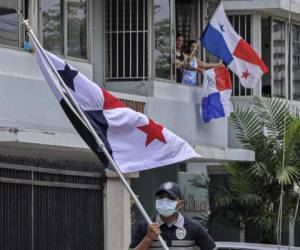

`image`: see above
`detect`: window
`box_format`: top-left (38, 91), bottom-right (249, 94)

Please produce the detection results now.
top-left (105, 0), bottom-right (148, 81)
top-left (153, 0), bottom-right (175, 80)
top-left (272, 19), bottom-right (286, 98)
top-left (41, 0), bottom-right (88, 60)
top-left (0, 1), bottom-right (23, 48)
top-left (292, 24), bottom-right (300, 100)
top-left (67, 0), bottom-right (87, 58)
top-left (41, 0), bottom-right (62, 54)
top-left (105, 0), bottom-right (204, 83)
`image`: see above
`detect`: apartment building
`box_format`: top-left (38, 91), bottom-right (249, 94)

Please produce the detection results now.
top-left (0, 0), bottom-right (299, 249)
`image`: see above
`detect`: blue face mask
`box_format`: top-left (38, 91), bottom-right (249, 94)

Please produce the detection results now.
top-left (155, 198), bottom-right (178, 217)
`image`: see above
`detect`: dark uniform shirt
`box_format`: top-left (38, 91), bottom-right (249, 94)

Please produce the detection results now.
top-left (129, 213), bottom-right (216, 250)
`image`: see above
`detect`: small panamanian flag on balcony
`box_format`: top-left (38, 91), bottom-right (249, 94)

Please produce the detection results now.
top-left (200, 3), bottom-right (268, 89)
top-left (33, 47), bottom-right (200, 173)
top-left (201, 65), bottom-right (233, 123)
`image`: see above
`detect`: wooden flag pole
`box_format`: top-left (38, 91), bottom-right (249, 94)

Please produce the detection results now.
top-left (17, 11), bottom-right (169, 250)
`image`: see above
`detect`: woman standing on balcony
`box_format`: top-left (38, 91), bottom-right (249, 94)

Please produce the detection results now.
top-left (182, 40), bottom-right (222, 86)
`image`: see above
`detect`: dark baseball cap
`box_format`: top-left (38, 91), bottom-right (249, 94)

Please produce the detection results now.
top-left (155, 181), bottom-right (183, 200)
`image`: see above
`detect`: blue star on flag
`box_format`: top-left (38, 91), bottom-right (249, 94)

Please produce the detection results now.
top-left (219, 23), bottom-right (225, 32)
top-left (58, 64), bottom-right (78, 91)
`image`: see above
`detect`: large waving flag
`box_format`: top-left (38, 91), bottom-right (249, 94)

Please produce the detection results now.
top-left (200, 3), bottom-right (268, 89)
top-left (201, 66), bottom-right (233, 123)
top-left (34, 49), bottom-right (200, 173)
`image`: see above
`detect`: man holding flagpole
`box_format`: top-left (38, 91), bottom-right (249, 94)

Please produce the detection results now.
top-left (129, 182), bottom-right (216, 250)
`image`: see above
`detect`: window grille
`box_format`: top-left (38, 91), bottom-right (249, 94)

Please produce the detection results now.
top-left (104, 0), bottom-right (148, 81)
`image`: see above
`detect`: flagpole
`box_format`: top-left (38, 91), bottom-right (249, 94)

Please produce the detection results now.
top-left (18, 14), bottom-right (169, 250)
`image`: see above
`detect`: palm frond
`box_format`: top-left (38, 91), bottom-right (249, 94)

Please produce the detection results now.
top-left (239, 193), bottom-right (262, 206)
top-left (276, 165), bottom-right (300, 185)
top-left (188, 173), bottom-right (210, 189)
top-left (253, 97), bottom-right (290, 142)
top-left (249, 161), bottom-right (274, 184)
top-left (284, 119), bottom-right (300, 167)
top-left (230, 107), bottom-right (263, 150)
top-left (223, 163), bottom-right (261, 207)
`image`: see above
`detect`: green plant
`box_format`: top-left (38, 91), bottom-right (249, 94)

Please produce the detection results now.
top-left (205, 97), bottom-right (300, 243)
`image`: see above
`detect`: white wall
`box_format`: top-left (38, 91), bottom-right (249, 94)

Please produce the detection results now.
top-left (0, 47), bottom-right (92, 133)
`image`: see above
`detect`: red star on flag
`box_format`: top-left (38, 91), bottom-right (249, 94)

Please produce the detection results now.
top-left (242, 70), bottom-right (250, 79)
top-left (137, 119), bottom-right (167, 146)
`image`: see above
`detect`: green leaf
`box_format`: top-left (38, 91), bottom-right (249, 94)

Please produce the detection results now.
top-left (230, 108), bottom-right (263, 150)
top-left (276, 165), bottom-right (300, 185)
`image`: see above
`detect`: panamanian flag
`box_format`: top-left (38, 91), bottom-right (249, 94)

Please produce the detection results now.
top-left (200, 3), bottom-right (268, 89)
top-left (33, 48), bottom-right (200, 173)
top-left (201, 66), bottom-right (233, 123)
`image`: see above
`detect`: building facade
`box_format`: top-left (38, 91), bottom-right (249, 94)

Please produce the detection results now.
top-left (0, 0), bottom-right (299, 249)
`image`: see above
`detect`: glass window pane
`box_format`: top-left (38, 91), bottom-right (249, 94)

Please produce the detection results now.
top-left (0, 1), bottom-right (19, 47)
top-left (67, 0), bottom-right (87, 59)
top-left (41, 0), bottom-right (63, 55)
top-left (154, 0), bottom-right (171, 79)
top-left (293, 24), bottom-right (300, 100)
top-left (272, 20), bottom-right (285, 98)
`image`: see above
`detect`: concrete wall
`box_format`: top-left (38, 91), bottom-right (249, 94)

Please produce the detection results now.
top-left (0, 47), bottom-right (92, 134)
top-left (146, 95), bottom-right (228, 148)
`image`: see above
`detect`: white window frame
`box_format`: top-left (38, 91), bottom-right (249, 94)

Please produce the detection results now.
top-left (38, 0), bottom-right (91, 63)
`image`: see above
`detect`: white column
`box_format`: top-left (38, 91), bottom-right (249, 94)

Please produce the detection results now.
top-left (103, 170), bottom-right (139, 250)
top-left (252, 14), bottom-right (262, 96)
top-left (28, 0), bottom-right (38, 35)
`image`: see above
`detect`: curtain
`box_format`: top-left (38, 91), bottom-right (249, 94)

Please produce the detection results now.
top-left (175, 0), bottom-right (193, 49)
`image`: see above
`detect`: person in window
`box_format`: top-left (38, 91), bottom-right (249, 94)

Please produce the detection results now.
top-left (129, 181), bottom-right (217, 250)
top-left (182, 40), bottom-right (222, 86)
top-left (176, 34), bottom-right (186, 83)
